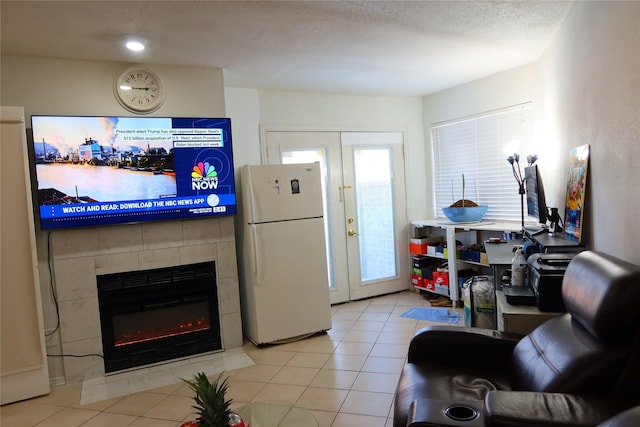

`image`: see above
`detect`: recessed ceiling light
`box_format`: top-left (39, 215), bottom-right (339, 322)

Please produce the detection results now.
top-left (124, 38), bottom-right (146, 52)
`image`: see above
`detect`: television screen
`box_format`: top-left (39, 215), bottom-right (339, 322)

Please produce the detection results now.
top-left (30, 115), bottom-right (236, 230)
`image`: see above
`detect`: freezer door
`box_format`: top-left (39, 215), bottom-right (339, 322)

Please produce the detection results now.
top-left (241, 163), bottom-right (323, 223)
top-left (242, 217), bottom-right (332, 344)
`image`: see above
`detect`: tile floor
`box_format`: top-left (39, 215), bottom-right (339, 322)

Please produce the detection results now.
top-left (1, 290), bottom-right (463, 427)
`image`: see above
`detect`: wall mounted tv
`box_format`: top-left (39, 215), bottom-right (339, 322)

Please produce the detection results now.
top-left (30, 115), bottom-right (236, 230)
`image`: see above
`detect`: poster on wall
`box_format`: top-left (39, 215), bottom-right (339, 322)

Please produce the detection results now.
top-left (564, 144), bottom-right (590, 242)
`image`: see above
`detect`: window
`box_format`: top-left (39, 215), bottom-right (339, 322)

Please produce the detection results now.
top-left (431, 103), bottom-right (534, 222)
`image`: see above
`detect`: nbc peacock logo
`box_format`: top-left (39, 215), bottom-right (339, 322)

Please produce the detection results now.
top-left (191, 161), bottom-right (219, 191)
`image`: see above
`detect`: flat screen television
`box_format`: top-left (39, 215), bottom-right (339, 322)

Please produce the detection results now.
top-left (524, 165), bottom-right (547, 225)
top-left (30, 115), bottom-right (236, 230)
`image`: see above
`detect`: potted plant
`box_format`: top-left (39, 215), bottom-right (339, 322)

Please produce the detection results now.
top-left (442, 174), bottom-right (488, 222)
top-left (181, 372), bottom-right (247, 427)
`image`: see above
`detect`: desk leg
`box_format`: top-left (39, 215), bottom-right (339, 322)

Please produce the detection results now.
top-left (491, 265), bottom-right (500, 290)
top-left (446, 227), bottom-right (459, 306)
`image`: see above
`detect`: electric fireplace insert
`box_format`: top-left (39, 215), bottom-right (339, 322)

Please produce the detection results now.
top-left (97, 262), bottom-right (221, 373)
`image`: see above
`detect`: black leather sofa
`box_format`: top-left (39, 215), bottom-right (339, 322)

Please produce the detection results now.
top-left (599, 405), bottom-right (640, 427)
top-left (394, 251), bottom-right (640, 427)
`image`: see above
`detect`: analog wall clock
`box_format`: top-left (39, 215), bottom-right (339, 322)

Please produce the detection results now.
top-left (114, 65), bottom-right (165, 114)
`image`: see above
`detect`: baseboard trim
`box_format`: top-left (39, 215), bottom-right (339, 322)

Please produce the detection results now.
top-left (49, 377), bottom-right (65, 387)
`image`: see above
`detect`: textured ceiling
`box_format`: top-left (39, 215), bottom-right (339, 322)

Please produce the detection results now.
top-left (0, 1), bottom-right (574, 96)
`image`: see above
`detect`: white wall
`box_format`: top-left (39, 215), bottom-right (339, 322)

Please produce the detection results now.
top-left (423, 62), bottom-right (541, 125)
top-left (224, 87), bottom-right (262, 168)
top-left (538, 1), bottom-right (640, 263)
top-left (1, 56), bottom-right (225, 118)
top-left (255, 90), bottom-right (427, 220)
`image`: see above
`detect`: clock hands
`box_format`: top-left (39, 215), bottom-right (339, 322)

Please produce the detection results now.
top-left (119, 85), bottom-right (153, 91)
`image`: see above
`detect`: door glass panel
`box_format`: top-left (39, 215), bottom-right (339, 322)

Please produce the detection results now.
top-left (353, 147), bottom-right (397, 282)
top-left (281, 150), bottom-right (334, 289)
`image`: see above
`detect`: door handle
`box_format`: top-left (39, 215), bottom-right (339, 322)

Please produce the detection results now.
top-left (348, 229), bottom-right (359, 237)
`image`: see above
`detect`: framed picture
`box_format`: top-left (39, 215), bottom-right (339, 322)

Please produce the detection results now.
top-left (564, 144), bottom-right (590, 242)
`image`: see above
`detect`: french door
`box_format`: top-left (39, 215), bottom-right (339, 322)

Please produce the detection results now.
top-left (265, 131), bottom-right (408, 304)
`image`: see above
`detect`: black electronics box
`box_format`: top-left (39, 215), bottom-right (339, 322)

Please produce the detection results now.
top-left (503, 285), bottom-right (536, 306)
top-left (527, 253), bottom-right (576, 312)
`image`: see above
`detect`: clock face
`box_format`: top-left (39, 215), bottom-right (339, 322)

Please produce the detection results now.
top-left (114, 66), bottom-right (165, 114)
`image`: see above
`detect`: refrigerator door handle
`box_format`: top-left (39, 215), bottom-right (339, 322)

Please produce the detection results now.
top-left (246, 166), bottom-right (256, 223)
top-left (249, 224), bottom-right (263, 286)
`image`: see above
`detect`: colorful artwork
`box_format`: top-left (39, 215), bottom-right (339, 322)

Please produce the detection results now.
top-left (564, 144), bottom-right (590, 242)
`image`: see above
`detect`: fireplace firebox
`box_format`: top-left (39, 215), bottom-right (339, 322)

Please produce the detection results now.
top-left (97, 262), bottom-right (221, 373)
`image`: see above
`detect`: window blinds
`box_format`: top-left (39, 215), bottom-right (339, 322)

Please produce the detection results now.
top-left (431, 103), bottom-right (534, 222)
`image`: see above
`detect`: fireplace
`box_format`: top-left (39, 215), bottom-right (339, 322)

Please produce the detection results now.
top-left (97, 262), bottom-right (222, 373)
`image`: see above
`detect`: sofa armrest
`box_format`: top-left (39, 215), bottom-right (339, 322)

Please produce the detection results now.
top-left (484, 391), bottom-right (635, 427)
top-left (406, 398), bottom-right (484, 427)
top-left (407, 326), bottom-right (521, 368)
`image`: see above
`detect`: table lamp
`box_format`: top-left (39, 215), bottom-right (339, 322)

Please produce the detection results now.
top-left (507, 153), bottom-right (526, 231)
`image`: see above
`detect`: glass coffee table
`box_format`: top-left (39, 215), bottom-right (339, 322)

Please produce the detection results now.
top-left (236, 401), bottom-right (318, 427)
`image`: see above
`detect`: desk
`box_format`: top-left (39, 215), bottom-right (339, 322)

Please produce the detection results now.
top-left (484, 240), bottom-right (522, 288)
top-left (496, 290), bottom-right (563, 334)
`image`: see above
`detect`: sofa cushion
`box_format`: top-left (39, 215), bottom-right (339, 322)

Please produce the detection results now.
top-left (511, 314), bottom-right (628, 392)
top-left (485, 391), bottom-right (634, 427)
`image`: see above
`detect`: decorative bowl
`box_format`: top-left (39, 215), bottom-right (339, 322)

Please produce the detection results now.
top-left (442, 205), bottom-right (488, 222)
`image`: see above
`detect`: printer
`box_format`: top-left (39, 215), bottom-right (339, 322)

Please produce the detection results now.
top-left (527, 253), bottom-right (576, 312)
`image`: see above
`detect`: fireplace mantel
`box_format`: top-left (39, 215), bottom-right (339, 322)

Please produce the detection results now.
top-left (47, 216), bottom-right (242, 384)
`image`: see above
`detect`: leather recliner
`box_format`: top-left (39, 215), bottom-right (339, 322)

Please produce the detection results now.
top-left (394, 251), bottom-right (640, 427)
top-left (598, 405), bottom-right (640, 427)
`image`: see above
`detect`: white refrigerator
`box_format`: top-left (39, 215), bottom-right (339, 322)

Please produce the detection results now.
top-left (237, 163), bottom-right (332, 345)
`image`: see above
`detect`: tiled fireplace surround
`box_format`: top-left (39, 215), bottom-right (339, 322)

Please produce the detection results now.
top-left (49, 216), bottom-right (243, 384)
